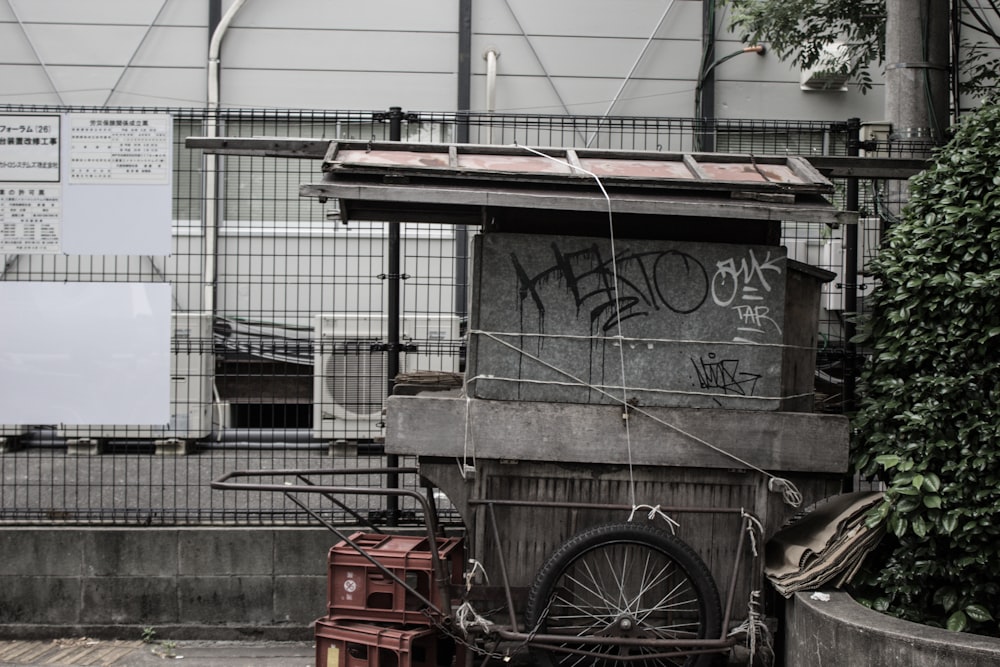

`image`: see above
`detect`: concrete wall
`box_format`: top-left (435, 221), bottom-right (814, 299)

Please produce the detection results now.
top-left (0, 527), bottom-right (338, 640)
top-left (0, 0), bottom-right (886, 120)
top-left (786, 590), bottom-right (1000, 667)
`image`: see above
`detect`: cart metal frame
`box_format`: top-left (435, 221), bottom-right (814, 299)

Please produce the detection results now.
top-left (212, 466), bottom-right (761, 664)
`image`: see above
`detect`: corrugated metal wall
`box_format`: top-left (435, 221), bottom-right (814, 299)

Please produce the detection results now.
top-left (0, 0), bottom-right (887, 119)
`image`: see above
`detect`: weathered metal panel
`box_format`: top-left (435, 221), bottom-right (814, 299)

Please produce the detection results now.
top-left (467, 232), bottom-right (823, 410)
top-left (386, 395), bottom-right (851, 472)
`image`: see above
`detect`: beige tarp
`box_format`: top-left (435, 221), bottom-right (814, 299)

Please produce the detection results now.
top-left (765, 491), bottom-right (886, 597)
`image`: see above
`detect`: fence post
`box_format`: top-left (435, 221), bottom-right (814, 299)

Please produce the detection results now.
top-left (841, 118), bottom-right (862, 491)
top-left (843, 118), bottom-right (861, 416)
top-left (384, 106), bottom-right (405, 526)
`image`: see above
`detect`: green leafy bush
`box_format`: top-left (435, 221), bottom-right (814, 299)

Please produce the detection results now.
top-left (851, 101), bottom-right (1000, 635)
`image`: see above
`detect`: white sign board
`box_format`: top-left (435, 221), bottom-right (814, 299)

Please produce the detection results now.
top-left (61, 112), bottom-right (173, 255)
top-left (0, 112), bottom-right (173, 255)
top-left (0, 184), bottom-right (61, 253)
top-left (0, 282), bottom-right (171, 425)
top-left (0, 114), bottom-right (60, 182)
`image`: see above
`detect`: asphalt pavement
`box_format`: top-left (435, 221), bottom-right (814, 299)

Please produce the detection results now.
top-left (0, 639), bottom-right (315, 667)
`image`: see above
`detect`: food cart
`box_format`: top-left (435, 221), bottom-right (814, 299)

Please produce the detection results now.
top-left (206, 138), bottom-right (853, 666)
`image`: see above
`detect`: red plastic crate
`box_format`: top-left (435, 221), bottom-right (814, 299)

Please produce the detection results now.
top-left (315, 617), bottom-right (462, 667)
top-left (328, 532), bottom-right (464, 625)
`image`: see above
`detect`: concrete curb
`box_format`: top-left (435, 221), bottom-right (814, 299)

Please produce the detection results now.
top-left (786, 590), bottom-right (1000, 666)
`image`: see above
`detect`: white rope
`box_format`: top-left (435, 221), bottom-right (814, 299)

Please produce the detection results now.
top-left (469, 328), bottom-right (817, 352)
top-left (769, 477), bottom-right (803, 508)
top-left (741, 508), bottom-right (765, 558)
top-left (464, 558), bottom-right (490, 592)
top-left (466, 371), bottom-right (815, 403)
top-left (729, 590), bottom-right (774, 664)
top-left (453, 601), bottom-right (494, 635)
top-left (627, 504), bottom-right (681, 534)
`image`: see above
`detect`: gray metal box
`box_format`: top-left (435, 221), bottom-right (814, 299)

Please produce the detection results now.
top-left (467, 232), bottom-right (831, 411)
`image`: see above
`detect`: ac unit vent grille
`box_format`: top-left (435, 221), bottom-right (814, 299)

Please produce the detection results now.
top-left (324, 340), bottom-right (388, 419)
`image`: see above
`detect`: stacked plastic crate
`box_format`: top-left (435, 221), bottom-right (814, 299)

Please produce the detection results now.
top-left (317, 532), bottom-right (467, 667)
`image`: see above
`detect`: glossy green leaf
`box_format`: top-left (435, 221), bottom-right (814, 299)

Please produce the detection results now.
top-left (965, 605), bottom-right (994, 623)
top-left (947, 611), bottom-right (968, 632)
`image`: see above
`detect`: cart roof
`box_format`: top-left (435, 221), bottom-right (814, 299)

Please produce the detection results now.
top-left (302, 141), bottom-right (849, 226)
top-left (184, 137), bottom-right (856, 227)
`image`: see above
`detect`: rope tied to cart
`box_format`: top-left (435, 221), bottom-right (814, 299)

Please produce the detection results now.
top-left (627, 504), bottom-right (681, 533)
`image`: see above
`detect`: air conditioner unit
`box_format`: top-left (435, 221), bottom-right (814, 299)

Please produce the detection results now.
top-left (58, 312), bottom-right (215, 441)
top-left (800, 42), bottom-right (850, 91)
top-left (820, 224), bottom-right (882, 312)
top-left (313, 313), bottom-right (461, 442)
top-left (821, 239), bottom-right (846, 312)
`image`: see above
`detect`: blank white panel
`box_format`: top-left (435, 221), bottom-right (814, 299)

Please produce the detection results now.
top-left (59, 112), bottom-right (173, 255)
top-left (0, 282), bottom-right (171, 425)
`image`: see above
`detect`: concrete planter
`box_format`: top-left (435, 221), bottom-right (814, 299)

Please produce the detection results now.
top-left (786, 590), bottom-right (1000, 666)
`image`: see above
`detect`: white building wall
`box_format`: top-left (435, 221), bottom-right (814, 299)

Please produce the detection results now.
top-left (0, 0), bottom-right (887, 121)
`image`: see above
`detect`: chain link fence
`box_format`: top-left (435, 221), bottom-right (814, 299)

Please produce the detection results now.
top-left (0, 105), bottom-right (908, 525)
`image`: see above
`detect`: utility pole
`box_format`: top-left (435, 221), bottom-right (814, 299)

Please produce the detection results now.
top-left (882, 0), bottom-right (950, 230)
top-left (885, 0), bottom-right (950, 150)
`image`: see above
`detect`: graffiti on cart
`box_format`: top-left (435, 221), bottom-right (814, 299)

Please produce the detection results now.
top-left (691, 353), bottom-right (762, 397)
top-left (711, 249), bottom-right (784, 340)
top-left (510, 241), bottom-right (710, 333)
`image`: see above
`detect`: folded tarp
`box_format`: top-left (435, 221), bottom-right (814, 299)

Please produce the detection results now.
top-left (765, 491), bottom-right (885, 597)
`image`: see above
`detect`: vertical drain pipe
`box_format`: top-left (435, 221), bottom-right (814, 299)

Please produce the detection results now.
top-left (204, 0), bottom-right (247, 316)
top-left (484, 48), bottom-right (499, 144)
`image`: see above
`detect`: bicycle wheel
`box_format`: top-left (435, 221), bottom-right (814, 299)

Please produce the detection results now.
top-left (524, 522), bottom-right (723, 667)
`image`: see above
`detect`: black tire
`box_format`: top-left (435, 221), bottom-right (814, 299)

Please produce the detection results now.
top-left (524, 522), bottom-right (723, 667)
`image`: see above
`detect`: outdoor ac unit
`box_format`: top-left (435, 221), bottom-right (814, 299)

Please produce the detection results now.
top-left (313, 313), bottom-right (461, 442)
top-left (821, 239), bottom-right (846, 312)
top-left (58, 312), bottom-right (215, 441)
top-left (820, 221), bottom-right (882, 312)
top-left (800, 42), bottom-right (850, 91)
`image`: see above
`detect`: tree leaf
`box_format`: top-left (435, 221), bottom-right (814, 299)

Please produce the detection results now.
top-left (923, 494), bottom-right (943, 509)
top-left (946, 611), bottom-right (968, 632)
top-left (965, 605), bottom-right (994, 623)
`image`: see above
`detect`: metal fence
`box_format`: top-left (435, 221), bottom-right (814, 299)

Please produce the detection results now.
top-left (0, 105), bottom-right (904, 526)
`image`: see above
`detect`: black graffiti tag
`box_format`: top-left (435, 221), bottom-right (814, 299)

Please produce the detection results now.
top-left (690, 353), bottom-right (761, 396)
top-left (511, 242), bottom-right (710, 333)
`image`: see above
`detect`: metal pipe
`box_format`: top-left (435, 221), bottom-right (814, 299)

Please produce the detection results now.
top-left (484, 48), bottom-right (499, 144)
top-left (204, 0), bottom-right (247, 316)
top-left (487, 502), bottom-right (520, 632)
